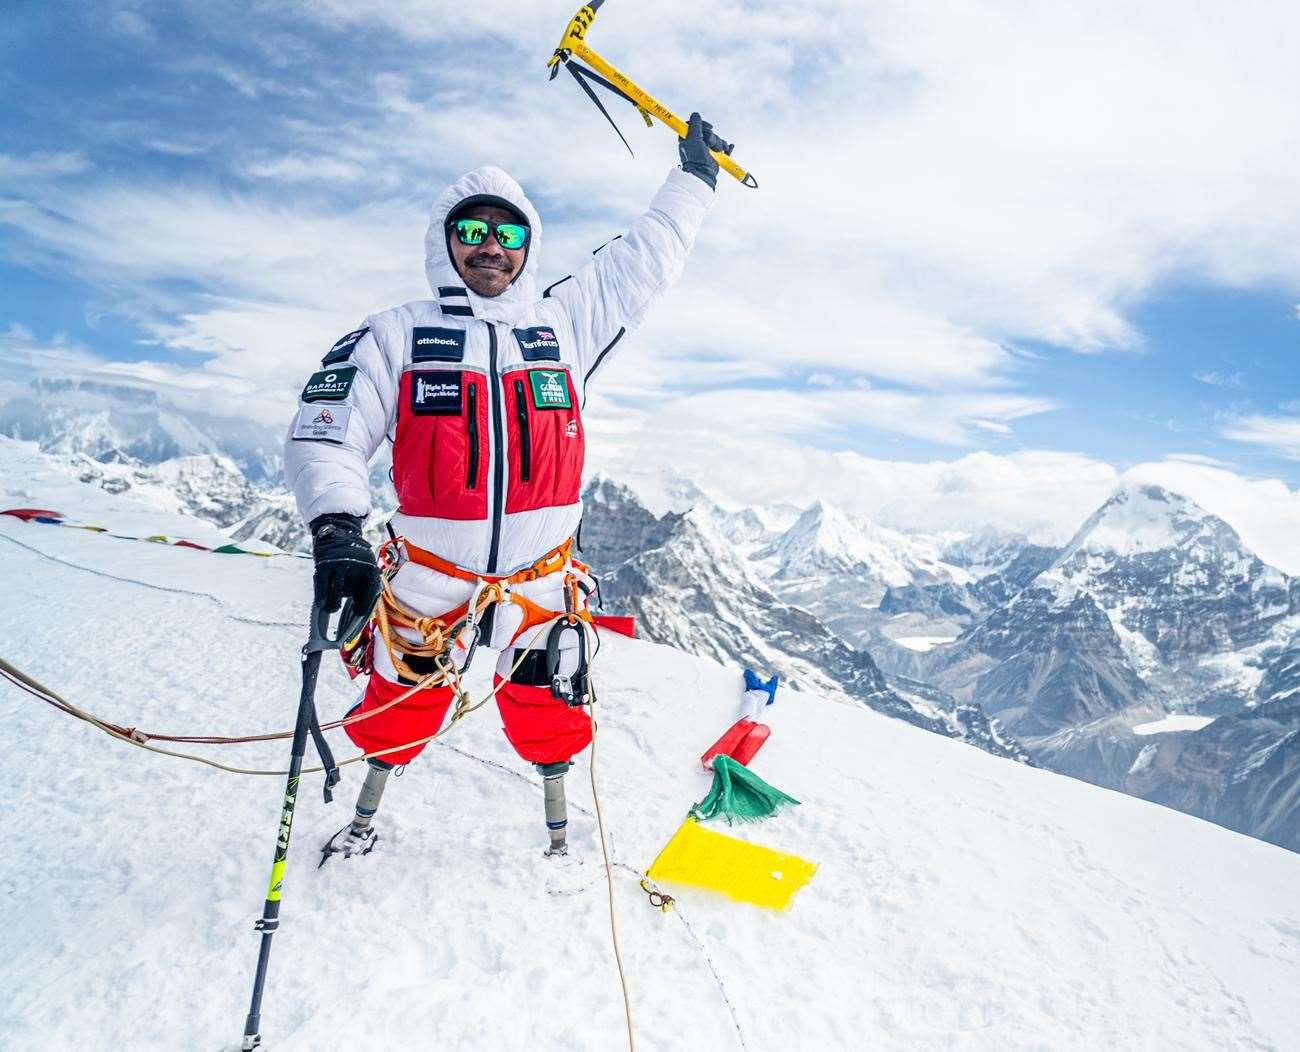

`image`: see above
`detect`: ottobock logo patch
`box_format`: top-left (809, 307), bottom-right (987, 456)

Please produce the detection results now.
top-left (302, 366), bottom-right (357, 402)
top-left (411, 326), bottom-right (466, 362)
top-left (513, 326), bottom-right (561, 361)
top-left (529, 369), bottom-right (572, 410)
top-left (410, 371), bottom-right (462, 414)
top-left (321, 326), bottom-right (369, 365)
top-left (292, 403), bottom-right (352, 443)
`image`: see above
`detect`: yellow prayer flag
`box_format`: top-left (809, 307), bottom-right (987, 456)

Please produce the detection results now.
top-left (646, 817), bottom-right (816, 911)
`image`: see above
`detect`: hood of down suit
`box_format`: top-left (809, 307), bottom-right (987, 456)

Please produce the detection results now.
top-left (423, 166), bottom-right (544, 323)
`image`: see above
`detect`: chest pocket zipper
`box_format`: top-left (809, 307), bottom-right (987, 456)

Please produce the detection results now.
top-left (466, 383), bottom-right (480, 489)
top-left (513, 378), bottom-right (531, 483)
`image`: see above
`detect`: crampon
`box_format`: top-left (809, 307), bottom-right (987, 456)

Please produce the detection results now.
top-left (319, 824), bottom-right (378, 867)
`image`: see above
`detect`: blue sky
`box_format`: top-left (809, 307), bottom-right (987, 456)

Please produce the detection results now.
top-left (3, 1), bottom-right (1300, 549)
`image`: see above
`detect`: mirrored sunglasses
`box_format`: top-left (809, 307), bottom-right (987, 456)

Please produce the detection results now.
top-left (451, 217), bottom-right (530, 250)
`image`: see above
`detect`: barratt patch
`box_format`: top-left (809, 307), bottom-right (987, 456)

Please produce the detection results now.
top-left (528, 369), bottom-right (572, 410)
top-left (292, 403), bottom-right (352, 443)
top-left (321, 326), bottom-right (369, 365)
top-left (411, 326), bottom-right (466, 362)
top-left (513, 326), bottom-right (561, 362)
top-left (410, 371), bottom-right (462, 415)
top-left (301, 366), bottom-right (357, 402)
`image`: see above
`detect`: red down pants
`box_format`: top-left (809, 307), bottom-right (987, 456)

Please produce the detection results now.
top-left (344, 561), bottom-right (593, 767)
top-left (345, 674), bottom-right (592, 767)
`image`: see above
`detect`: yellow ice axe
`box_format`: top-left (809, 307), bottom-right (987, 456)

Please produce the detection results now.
top-left (547, 1), bottom-right (758, 188)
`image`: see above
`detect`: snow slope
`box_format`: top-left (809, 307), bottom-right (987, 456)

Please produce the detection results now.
top-left (2, 476), bottom-right (1300, 1050)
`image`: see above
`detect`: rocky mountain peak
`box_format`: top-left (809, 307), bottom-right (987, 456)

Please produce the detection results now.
top-left (1056, 483), bottom-right (1219, 562)
top-left (1042, 483), bottom-right (1292, 658)
top-left (756, 499), bottom-right (953, 590)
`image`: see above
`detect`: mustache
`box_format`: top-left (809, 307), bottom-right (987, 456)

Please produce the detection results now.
top-left (465, 252), bottom-right (512, 270)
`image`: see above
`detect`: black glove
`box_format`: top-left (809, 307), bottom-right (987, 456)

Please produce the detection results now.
top-left (309, 513), bottom-right (382, 616)
top-left (678, 112), bottom-right (719, 190)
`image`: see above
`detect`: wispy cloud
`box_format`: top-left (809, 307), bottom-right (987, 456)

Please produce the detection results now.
top-left (1219, 415), bottom-right (1300, 460)
top-left (0, 151), bottom-right (92, 180)
top-left (1164, 452), bottom-right (1234, 469)
top-left (164, 57), bottom-right (314, 102)
top-left (1194, 370), bottom-right (1245, 389)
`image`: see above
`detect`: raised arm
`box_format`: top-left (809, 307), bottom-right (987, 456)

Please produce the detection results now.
top-left (545, 115), bottom-right (718, 383)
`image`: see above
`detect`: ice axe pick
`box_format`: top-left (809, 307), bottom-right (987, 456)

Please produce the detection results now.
top-left (547, 0), bottom-right (758, 188)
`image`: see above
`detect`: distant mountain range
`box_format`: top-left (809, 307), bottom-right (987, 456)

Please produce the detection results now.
top-left (1, 378), bottom-right (285, 482)
top-left (7, 388), bottom-right (1298, 854)
top-left (581, 477), bottom-right (1028, 762)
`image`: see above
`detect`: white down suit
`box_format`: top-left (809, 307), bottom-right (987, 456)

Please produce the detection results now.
top-left (284, 165), bottom-right (712, 765)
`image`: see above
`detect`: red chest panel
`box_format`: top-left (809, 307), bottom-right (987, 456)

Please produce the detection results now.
top-left (392, 366), bottom-right (585, 520)
top-left (392, 370), bottom-right (489, 520)
top-left (503, 367), bottom-right (585, 513)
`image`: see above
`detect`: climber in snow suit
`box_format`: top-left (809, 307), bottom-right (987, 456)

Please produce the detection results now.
top-left (285, 115), bottom-right (720, 857)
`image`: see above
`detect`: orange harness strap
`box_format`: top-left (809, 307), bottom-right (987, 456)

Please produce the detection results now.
top-left (400, 537), bottom-right (574, 586)
top-left (369, 536), bottom-right (591, 685)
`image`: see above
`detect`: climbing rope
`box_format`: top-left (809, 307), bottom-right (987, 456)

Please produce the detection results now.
top-left (582, 621), bottom-right (636, 1051)
top-left (0, 613), bottom-right (558, 777)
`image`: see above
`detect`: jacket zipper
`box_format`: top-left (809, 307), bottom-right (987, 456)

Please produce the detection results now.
top-left (487, 325), bottom-right (505, 573)
top-left (465, 382), bottom-right (479, 489)
top-left (513, 378), bottom-right (531, 483)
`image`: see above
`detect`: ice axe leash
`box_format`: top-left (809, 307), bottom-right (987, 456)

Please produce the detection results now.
top-left (240, 599), bottom-right (360, 1051)
top-left (547, 0), bottom-right (759, 188)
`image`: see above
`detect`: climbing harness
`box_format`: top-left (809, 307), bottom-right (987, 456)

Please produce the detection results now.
top-left (547, 1), bottom-right (759, 188)
top-left (370, 536), bottom-right (595, 688)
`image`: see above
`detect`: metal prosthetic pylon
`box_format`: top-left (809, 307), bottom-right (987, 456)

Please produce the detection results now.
top-left (319, 758), bottom-right (393, 866)
top-left (537, 760), bottom-right (573, 857)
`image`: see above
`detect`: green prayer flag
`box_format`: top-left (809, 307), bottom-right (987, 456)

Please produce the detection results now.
top-left (691, 754), bottom-right (799, 824)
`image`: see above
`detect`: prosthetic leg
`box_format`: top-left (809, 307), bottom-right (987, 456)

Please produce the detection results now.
top-left (319, 758), bottom-right (393, 866)
top-left (538, 761), bottom-right (573, 856)
top-left (496, 618), bottom-right (592, 858)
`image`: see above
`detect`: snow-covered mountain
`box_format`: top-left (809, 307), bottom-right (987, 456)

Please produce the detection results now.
top-left (582, 479), bottom-right (1026, 761)
top-left (0, 384), bottom-right (403, 553)
top-left (962, 585), bottom-right (1154, 738)
top-left (1045, 483), bottom-right (1294, 658)
top-left (1127, 694), bottom-right (1300, 853)
top-left (3, 458), bottom-right (1300, 1049)
top-left (875, 535), bottom-right (1060, 669)
top-left (747, 500), bottom-right (979, 655)
top-left (914, 482), bottom-right (1300, 850)
top-left (0, 377), bottom-right (285, 482)
top-left (57, 449), bottom-right (308, 552)
top-left (755, 500), bottom-right (963, 598)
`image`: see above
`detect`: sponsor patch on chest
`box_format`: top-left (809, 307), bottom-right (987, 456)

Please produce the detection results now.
top-left (292, 403), bottom-right (353, 443)
top-left (410, 371), bottom-right (463, 414)
top-left (513, 326), bottom-right (562, 361)
top-left (528, 369), bottom-right (572, 410)
top-left (411, 326), bottom-right (467, 362)
top-left (302, 366), bottom-right (357, 402)
top-left (321, 326), bottom-right (369, 365)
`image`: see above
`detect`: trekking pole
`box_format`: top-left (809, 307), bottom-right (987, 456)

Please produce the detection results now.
top-left (240, 600), bottom-right (356, 1050)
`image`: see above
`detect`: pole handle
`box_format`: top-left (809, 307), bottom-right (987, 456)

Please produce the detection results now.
top-left (305, 599), bottom-right (370, 655)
